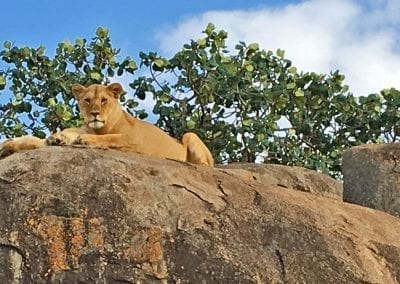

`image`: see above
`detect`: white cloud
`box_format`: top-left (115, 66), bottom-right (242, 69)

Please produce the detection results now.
top-left (156, 0), bottom-right (400, 96)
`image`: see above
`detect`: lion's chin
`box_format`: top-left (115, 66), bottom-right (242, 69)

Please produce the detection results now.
top-left (88, 121), bottom-right (105, 129)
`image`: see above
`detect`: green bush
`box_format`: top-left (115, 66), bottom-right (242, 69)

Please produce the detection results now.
top-left (1, 24), bottom-right (399, 179)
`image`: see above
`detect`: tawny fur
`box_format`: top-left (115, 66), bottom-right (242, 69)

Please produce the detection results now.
top-left (0, 83), bottom-right (214, 166)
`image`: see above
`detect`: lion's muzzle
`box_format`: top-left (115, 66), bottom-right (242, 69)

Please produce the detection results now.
top-left (88, 120), bottom-right (105, 129)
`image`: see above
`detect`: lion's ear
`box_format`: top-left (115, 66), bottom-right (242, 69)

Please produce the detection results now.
top-left (72, 84), bottom-right (86, 100)
top-left (107, 83), bottom-right (123, 99)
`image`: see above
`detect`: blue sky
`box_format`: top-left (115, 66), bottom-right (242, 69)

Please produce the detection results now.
top-left (1, 0), bottom-right (400, 97)
top-left (1, 0), bottom-right (297, 58)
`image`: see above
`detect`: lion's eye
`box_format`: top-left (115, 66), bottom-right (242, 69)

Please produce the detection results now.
top-left (101, 98), bottom-right (107, 105)
top-left (84, 98), bottom-right (90, 104)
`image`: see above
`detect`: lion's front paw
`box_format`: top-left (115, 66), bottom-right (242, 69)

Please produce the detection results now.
top-left (74, 134), bottom-right (108, 149)
top-left (0, 140), bottom-right (16, 158)
top-left (74, 134), bottom-right (94, 145)
top-left (74, 135), bottom-right (86, 145)
top-left (46, 132), bottom-right (79, 146)
top-left (46, 133), bottom-right (67, 145)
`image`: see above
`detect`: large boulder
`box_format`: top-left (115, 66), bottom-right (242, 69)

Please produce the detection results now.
top-left (0, 146), bottom-right (399, 283)
top-left (343, 143), bottom-right (400, 217)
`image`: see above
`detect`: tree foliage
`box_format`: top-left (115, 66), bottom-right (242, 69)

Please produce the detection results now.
top-left (1, 24), bottom-right (400, 178)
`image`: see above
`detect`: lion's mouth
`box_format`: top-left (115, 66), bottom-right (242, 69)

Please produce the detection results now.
top-left (88, 119), bottom-right (105, 129)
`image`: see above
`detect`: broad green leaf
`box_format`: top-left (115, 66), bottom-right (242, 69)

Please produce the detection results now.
top-left (295, 89), bottom-right (304, 97)
top-left (256, 133), bottom-right (265, 142)
top-left (288, 129), bottom-right (296, 137)
top-left (22, 47), bottom-right (30, 57)
top-left (242, 119), bottom-right (252, 126)
top-left (187, 119), bottom-right (196, 129)
top-left (160, 92), bottom-right (170, 103)
top-left (154, 58), bottom-right (165, 68)
top-left (62, 111), bottom-right (72, 121)
top-left (90, 72), bottom-right (102, 81)
top-left (197, 38), bottom-right (207, 46)
top-left (128, 61), bottom-right (137, 69)
top-left (0, 75), bottom-right (6, 90)
top-left (62, 40), bottom-right (73, 52)
top-left (342, 104), bottom-right (351, 112)
top-left (96, 27), bottom-right (109, 38)
top-left (3, 41), bottom-right (11, 49)
top-left (288, 66), bottom-right (297, 74)
top-left (75, 38), bottom-right (85, 47)
top-left (204, 23), bottom-right (215, 36)
top-left (245, 64), bottom-right (254, 72)
top-left (126, 58), bottom-right (137, 71)
top-left (248, 43), bottom-right (259, 51)
top-left (47, 98), bottom-right (56, 107)
top-left (33, 130), bottom-right (47, 139)
top-left (11, 98), bottom-right (20, 106)
top-left (37, 45), bottom-right (46, 55)
top-left (276, 49), bottom-right (285, 58)
top-left (215, 39), bottom-right (225, 48)
top-left (221, 56), bottom-right (231, 63)
top-left (287, 82), bottom-right (296, 89)
top-left (225, 63), bottom-right (237, 75)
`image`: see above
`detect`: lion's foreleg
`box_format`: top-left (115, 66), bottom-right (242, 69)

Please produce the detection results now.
top-left (0, 136), bottom-right (46, 158)
top-left (46, 127), bottom-right (86, 146)
top-left (75, 133), bottom-right (131, 149)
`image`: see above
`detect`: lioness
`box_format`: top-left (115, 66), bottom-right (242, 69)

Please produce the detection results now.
top-left (0, 83), bottom-right (214, 166)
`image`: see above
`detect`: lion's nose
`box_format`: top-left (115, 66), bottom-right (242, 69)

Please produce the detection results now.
top-left (91, 110), bottom-right (100, 116)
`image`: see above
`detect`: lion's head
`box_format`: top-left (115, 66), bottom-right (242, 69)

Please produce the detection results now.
top-left (72, 83), bottom-right (123, 130)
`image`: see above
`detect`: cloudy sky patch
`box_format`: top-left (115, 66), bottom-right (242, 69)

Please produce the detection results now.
top-left (156, 0), bottom-right (400, 96)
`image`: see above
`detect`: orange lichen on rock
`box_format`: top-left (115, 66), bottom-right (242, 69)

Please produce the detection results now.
top-left (69, 218), bottom-right (85, 268)
top-left (26, 217), bottom-right (37, 228)
top-left (9, 231), bottom-right (19, 244)
top-left (124, 227), bottom-right (167, 278)
top-left (36, 215), bottom-right (69, 272)
top-left (144, 227), bottom-right (163, 266)
top-left (125, 227), bottom-right (163, 263)
top-left (30, 214), bottom-right (108, 274)
top-left (88, 217), bottom-right (106, 253)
